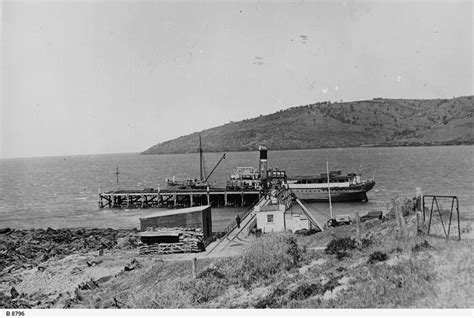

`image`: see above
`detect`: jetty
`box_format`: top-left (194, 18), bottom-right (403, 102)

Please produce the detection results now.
top-left (98, 188), bottom-right (262, 209)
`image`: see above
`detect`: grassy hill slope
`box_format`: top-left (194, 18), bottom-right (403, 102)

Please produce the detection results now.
top-left (143, 96), bottom-right (474, 154)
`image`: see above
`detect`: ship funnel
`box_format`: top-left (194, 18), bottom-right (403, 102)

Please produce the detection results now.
top-left (259, 146), bottom-right (268, 178)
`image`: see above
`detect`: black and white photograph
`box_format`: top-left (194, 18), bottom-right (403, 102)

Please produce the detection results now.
top-left (1, 0), bottom-right (473, 315)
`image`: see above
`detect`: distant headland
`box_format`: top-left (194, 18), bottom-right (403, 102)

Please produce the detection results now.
top-left (142, 96), bottom-right (473, 154)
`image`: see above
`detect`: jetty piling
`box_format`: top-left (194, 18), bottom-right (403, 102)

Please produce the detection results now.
top-left (98, 188), bottom-right (262, 209)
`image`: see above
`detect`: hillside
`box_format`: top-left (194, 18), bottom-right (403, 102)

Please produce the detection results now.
top-left (143, 96), bottom-right (474, 154)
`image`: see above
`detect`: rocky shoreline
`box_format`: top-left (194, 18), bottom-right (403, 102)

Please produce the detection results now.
top-left (0, 227), bottom-right (141, 308)
top-left (0, 228), bottom-right (139, 273)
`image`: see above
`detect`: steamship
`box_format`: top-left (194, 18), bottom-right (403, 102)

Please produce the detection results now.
top-left (223, 145), bottom-right (375, 202)
top-left (287, 170), bottom-right (375, 202)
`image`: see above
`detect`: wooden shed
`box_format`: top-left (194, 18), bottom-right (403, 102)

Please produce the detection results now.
top-left (139, 205), bottom-right (212, 238)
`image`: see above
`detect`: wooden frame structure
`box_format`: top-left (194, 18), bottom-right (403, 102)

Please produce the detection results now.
top-left (98, 188), bottom-right (262, 209)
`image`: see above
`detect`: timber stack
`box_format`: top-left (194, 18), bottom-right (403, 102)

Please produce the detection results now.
top-left (139, 227), bottom-right (205, 255)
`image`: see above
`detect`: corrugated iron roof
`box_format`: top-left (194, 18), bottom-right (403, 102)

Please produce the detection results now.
top-left (139, 231), bottom-right (180, 237)
top-left (139, 205), bottom-right (211, 220)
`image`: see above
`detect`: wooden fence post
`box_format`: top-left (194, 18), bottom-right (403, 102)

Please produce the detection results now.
top-left (192, 257), bottom-right (197, 279)
top-left (415, 187), bottom-right (423, 234)
top-left (355, 211), bottom-right (361, 246)
top-left (395, 203), bottom-right (408, 238)
top-left (415, 208), bottom-right (420, 236)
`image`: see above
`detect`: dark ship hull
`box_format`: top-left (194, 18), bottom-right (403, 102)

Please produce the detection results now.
top-left (288, 180), bottom-right (375, 202)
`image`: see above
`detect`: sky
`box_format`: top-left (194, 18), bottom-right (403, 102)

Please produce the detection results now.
top-left (1, 0), bottom-right (473, 158)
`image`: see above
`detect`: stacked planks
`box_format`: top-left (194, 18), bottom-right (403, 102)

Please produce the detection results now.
top-left (139, 227), bottom-right (205, 255)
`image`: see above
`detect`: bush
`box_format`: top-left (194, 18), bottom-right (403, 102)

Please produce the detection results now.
top-left (368, 251), bottom-right (389, 264)
top-left (255, 278), bottom-right (341, 308)
top-left (325, 237), bottom-right (356, 259)
top-left (412, 240), bottom-right (432, 253)
top-left (178, 277), bottom-right (227, 304)
top-left (289, 283), bottom-right (323, 301)
top-left (361, 238), bottom-right (373, 248)
top-left (236, 234), bottom-right (305, 287)
top-left (254, 287), bottom-right (288, 308)
top-left (294, 229), bottom-right (319, 236)
top-left (197, 267), bottom-right (226, 280)
top-left (116, 234), bottom-right (140, 249)
top-left (286, 236), bottom-right (303, 266)
top-left (176, 264), bottom-right (228, 305)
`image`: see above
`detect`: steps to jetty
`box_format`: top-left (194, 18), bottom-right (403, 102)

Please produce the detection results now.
top-left (206, 194), bottom-right (269, 256)
top-left (98, 188), bottom-right (262, 209)
top-left (206, 188), bottom-right (327, 256)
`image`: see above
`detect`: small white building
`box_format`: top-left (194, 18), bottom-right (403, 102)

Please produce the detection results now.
top-left (255, 202), bottom-right (311, 233)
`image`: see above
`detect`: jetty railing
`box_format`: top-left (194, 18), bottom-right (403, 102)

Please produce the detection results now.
top-left (222, 196), bottom-right (264, 236)
top-left (275, 187), bottom-right (293, 209)
top-left (206, 195), bottom-right (266, 255)
top-left (220, 188), bottom-right (291, 236)
top-left (422, 195), bottom-right (461, 240)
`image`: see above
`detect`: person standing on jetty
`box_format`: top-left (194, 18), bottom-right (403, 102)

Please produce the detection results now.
top-left (236, 215), bottom-right (241, 228)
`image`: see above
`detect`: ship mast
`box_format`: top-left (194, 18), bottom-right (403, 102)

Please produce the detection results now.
top-left (326, 161), bottom-right (333, 219)
top-left (199, 134), bottom-right (204, 181)
top-left (115, 166), bottom-right (120, 191)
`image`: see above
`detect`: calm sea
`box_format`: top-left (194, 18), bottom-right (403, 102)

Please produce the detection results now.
top-left (0, 146), bottom-right (473, 230)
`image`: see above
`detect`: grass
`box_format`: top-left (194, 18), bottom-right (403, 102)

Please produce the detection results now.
top-left (320, 258), bottom-right (436, 308)
top-left (234, 234), bottom-right (305, 288)
top-left (52, 211), bottom-right (473, 309)
top-left (89, 233), bottom-right (308, 308)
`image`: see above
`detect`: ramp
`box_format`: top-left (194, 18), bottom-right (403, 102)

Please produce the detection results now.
top-left (295, 199), bottom-right (329, 231)
top-left (206, 196), bottom-right (269, 256)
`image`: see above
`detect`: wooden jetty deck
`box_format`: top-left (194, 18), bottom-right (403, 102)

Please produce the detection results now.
top-left (98, 188), bottom-right (262, 209)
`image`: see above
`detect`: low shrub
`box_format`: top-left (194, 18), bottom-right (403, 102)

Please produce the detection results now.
top-left (391, 247), bottom-right (403, 253)
top-left (289, 283), bottom-right (322, 301)
top-left (197, 267), bottom-right (226, 279)
top-left (254, 287), bottom-right (288, 308)
top-left (412, 240), bottom-right (432, 253)
top-left (335, 251), bottom-right (349, 260)
top-left (361, 238), bottom-right (373, 248)
top-left (295, 229), bottom-right (319, 236)
top-left (325, 237), bottom-right (356, 259)
top-left (115, 233), bottom-right (140, 249)
top-left (255, 277), bottom-right (342, 308)
top-left (290, 279), bottom-right (339, 301)
top-left (176, 273), bottom-right (228, 305)
top-left (286, 236), bottom-right (304, 266)
top-left (368, 251), bottom-right (389, 264)
top-left (235, 234), bottom-right (305, 287)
